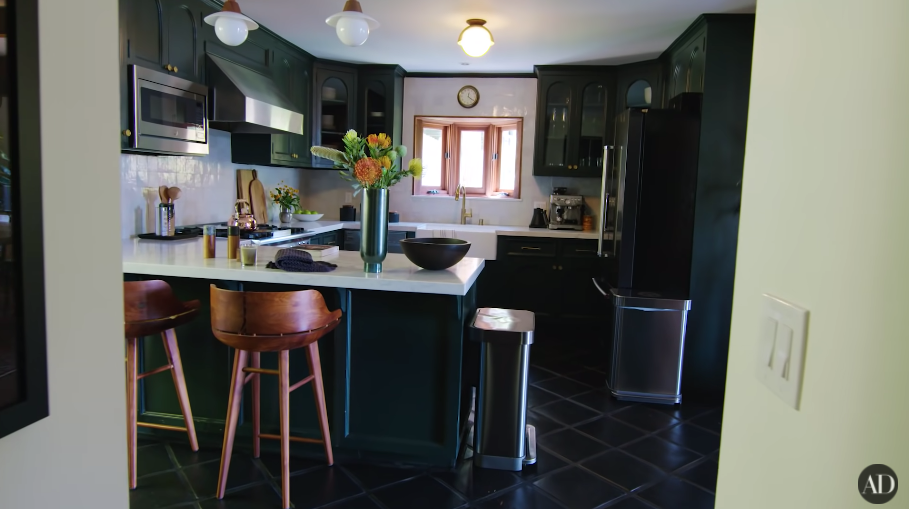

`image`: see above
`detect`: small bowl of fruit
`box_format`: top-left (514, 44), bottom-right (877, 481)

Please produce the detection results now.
top-left (293, 210), bottom-right (324, 222)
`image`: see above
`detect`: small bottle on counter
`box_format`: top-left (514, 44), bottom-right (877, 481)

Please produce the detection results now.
top-left (227, 226), bottom-right (240, 260)
top-left (202, 225), bottom-right (216, 259)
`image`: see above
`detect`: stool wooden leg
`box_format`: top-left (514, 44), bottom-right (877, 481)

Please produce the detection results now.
top-left (307, 342), bottom-right (334, 466)
top-left (217, 349), bottom-right (248, 500)
top-left (162, 329), bottom-right (198, 451)
top-left (278, 350), bottom-right (291, 509)
top-left (126, 337), bottom-right (139, 490)
top-left (251, 352), bottom-right (261, 458)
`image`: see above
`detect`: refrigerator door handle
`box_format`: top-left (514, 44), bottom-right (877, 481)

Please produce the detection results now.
top-left (597, 145), bottom-right (614, 257)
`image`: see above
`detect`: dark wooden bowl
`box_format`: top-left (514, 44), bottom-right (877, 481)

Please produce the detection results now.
top-left (399, 238), bottom-right (471, 270)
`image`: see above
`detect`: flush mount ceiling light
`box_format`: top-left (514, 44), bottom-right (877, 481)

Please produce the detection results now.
top-left (458, 19), bottom-right (494, 57)
top-left (204, 0), bottom-right (259, 47)
top-left (326, 0), bottom-right (380, 47)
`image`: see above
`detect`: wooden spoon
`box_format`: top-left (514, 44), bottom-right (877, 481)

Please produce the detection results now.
top-left (158, 185), bottom-right (168, 204)
top-left (167, 187), bottom-right (182, 203)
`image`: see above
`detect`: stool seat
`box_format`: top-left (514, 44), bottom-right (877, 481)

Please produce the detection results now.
top-left (123, 280), bottom-right (199, 489)
top-left (210, 285), bottom-right (341, 509)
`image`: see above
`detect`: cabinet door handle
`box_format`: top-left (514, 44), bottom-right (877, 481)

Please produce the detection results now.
top-left (575, 249), bottom-right (595, 253)
top-left (559, 266), bottom-right (563, 270)
top-left (521, 246), bottom-right (541, 251)
top-left (173, 66), bottom-right (178, 73)
top-left (552, 265), bottom-right (557, 270)
top-left (122, 129), bottom-right (132, 137)
top-left (165, 64), bottom-right (173, 71)
top-left (327, 241), bottom-right (337, 245)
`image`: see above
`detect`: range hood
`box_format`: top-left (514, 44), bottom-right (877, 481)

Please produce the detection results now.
top-left (206, 53), bottom-right (304, 135)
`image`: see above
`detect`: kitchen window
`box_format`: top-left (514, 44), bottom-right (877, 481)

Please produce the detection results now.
top-left (413, 117), bottom-right (523, 198)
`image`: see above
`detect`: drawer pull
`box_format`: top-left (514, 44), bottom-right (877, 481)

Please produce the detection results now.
top-left (575, 249), bottom-right (595, 253)
top-left (521, 246), bottom-right (541, 251)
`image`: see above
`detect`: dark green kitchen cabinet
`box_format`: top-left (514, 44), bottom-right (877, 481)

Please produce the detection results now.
top-left (533, 67), bottom-right (616, 178)
top-left (311, 62), bottom-right (357, 169)
top-left (615, 60), bottom-right (663, 112)
top-left (664, 23), bottom-right (708, 102)
top-left (309, 231), bottom-right (341, 248)
top-left (357, 65), bottom-right (405, 145)
top-left (121, 0), bottom-right (204, 81)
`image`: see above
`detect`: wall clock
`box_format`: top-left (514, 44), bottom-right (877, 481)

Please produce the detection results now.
top-left (457, 85), bottom-right (480, 108)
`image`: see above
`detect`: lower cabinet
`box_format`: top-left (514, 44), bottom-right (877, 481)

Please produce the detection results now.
top-left (340, 229), bottom-right (413, 253)
top-left (309, 230), bottom-right (341, 247)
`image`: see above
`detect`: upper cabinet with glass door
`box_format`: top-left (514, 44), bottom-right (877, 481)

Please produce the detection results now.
top-left (533, 67), bottom-right (615, 178)
top-left (312, 63), bottom-right (357, 168)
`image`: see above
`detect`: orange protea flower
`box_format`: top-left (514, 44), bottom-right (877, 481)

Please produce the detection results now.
top-left (378, 155), bottom-right (392, 170)
top-left (366, 134), bottom-right (379, 147)
top-left (376, 133), bottom-right (391, 148)
top-left (354, 158), bottom-right (382, 186)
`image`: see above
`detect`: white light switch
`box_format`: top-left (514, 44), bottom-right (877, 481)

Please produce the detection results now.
top-left (755, 294), bottom-right (809, 409)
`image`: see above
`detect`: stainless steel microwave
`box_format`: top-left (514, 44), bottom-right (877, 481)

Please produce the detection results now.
top-left (127, 65), bottom-right (209, 155)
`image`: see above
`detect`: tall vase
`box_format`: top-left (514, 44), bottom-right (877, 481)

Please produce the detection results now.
top-left (360, 188), bottom-right (389, 273)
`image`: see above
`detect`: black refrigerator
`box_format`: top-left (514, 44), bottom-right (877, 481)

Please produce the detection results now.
top-left (593, 95), bottom-right (702, 405)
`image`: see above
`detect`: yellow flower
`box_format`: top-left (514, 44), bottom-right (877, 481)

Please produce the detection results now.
top-left (378, 155), bottom-right (392, 170)
top-left (408, 158), bottom-right (423, 178)
top-left (354, 158), bottom-right (382, 186)
top-left (343, 130), bottom-right (358, 142)
top-left (366, 134), bottom-right (379, 147)
top-left (376, 133), bottom-right (391, 149)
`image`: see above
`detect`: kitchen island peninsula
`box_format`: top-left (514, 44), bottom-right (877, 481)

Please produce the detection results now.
top-left (123, 238), bottom-right (483, 467)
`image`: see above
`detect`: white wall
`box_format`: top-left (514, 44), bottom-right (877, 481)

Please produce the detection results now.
top-left (0, 0), bottom-right (129, 506)
top-left (300, 77), bottom-right (601, 225)
top-left (121, 129), bottom-right (307, 238)
top-left (717, 1), bottom-right (909, 507)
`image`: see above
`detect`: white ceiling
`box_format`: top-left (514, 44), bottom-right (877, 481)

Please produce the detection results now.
top-left (241, 0), bottom-right (756, 73)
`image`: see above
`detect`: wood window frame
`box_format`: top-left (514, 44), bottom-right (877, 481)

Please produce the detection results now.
top-left (413, 116), bottom-right (523, 198)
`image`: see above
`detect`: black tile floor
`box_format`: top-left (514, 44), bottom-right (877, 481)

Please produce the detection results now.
top-left (131, 330), bottom-right (722, 509)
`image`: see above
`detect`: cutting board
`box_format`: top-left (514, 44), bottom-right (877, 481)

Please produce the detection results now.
top-left (237, 169), bottom-right (255, 201)
top-left (248, 170), bottom-right (269, 225)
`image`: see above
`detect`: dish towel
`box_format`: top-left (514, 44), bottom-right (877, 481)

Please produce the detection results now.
top-left (267, 248), bottom-right (337, 272)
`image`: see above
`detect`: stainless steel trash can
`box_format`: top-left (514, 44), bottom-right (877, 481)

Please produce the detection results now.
top-left (470, 308), bottom-right (537, 471)
top-left (607, 288), bottom-right (692, 405)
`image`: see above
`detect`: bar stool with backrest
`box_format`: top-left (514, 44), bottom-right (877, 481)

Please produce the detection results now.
top-left (123, 280), bottom-right (200, 489)
top-left (209, 285), bottom-right (342, 509)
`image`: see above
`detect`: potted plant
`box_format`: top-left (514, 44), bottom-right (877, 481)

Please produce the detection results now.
top-left (311, 130), bottom-right (422, 273)
top-left (269, 181), bottom-right (300, 223)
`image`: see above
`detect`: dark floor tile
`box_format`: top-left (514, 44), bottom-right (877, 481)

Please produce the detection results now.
top-left (137, 444), bottom-right (176, 477)
top-left (659, 424), bottom-right (721, 455)
top-left (258, 451), bottom-right (326, 478)
top-left (564, 369), bottom-right (607, 390)
top-left (476, 485), bottom-right (563, 509)
top-left (534, 467), bottom-right (626, 509)
top-left (575, 416), bottom-right (645, 447)
top-left (138, 437), bottom-right (161, 448)
top-left (639, 477), bottom-right (715, 509)
top-left (538, 429), bottom-right (610, 463)
top-left (199, 482), bottom-right (281, 509)
top-left (530, 356), bottom-right (579, 375)
top-left (373, 475), bottom-right (467, 509)
top-left (184, 455), bottom-right (266, 498)
top-left (527, 410), bottom-right (565, 436)
top-left (528, 386), bottom-right (560, 408)
top-left (690, 410), bottom-right (723, 434)
top-left (341, 462), bottom-right (423, 490)
top-left (517, 447), bottom-right (569, 481)
top-left (622, 437), bottom-right (701, 472)
top-left (433, 460), bottom-right (521, 501)
top-left (130, 470), bottom-right (195, 509)
top-left (570, 391), bottom-right (637, 415)
top-left (677, 458), bottom-right (719, 492)
top-left (533, 377), bottom-right (592, 398)
top-left (534, 400), bottom-right (600, 426)
top-left (288, 467), bottom-right (364, 509)
top-left (170, 443), bottom-right (222, 468)
top-left (582, 450), bottom-right (666, 492)
top-left (322, 495), bottom-right (384, 509)
top-left (653, 403), bottom-right (714, 421)
top-left (529, 366), bottom-right (559, 384)
top-left (612, 406), bottom-right (679, 432)
top-left (603, 497), bottom-right (658, 509)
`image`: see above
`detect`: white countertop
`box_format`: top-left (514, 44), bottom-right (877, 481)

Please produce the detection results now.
top-left (282, 220), bottom-right (599, 240)
top-left (122, 238), bottom-right (484, 296)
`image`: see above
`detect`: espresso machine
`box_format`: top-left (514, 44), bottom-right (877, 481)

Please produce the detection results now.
top-left (548, 188), bottom-right (584, 231)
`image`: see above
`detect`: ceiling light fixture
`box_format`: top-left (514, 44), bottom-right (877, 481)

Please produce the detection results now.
top-left (326, 0), bottom-right (380, 47)
top-left (458, 19), bottom-right (494, 57)
top-left (204, 0), bottom-right (259, 47)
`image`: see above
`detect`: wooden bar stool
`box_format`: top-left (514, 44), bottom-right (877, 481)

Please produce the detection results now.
top-left (123, 280), bottom-right (200, 489)
top-left (210, 285), bottom-right (342, 509)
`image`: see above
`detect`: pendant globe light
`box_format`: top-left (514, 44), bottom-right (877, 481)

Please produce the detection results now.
top-left (326, 0), bottom-right (380, 47)
top-left (204, 0), bottom-right (259, 47)
top-left (458, 19), bottom-right (494, 57)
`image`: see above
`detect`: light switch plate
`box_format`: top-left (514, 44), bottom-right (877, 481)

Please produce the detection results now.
top-left (755, 294), bottom-right (809, 409)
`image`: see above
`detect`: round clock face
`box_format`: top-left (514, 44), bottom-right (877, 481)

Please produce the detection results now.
top-left (457, 86), bottom-right (479, 108)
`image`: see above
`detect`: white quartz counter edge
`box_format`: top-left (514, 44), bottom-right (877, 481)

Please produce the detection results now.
top-left (284, 220), bottom-right (599, 240)
top-left (122, 239), bottom-right (484, 296)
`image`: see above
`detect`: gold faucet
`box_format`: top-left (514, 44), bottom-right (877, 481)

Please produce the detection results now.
top-left (454, 185), bottom-right (472, 225)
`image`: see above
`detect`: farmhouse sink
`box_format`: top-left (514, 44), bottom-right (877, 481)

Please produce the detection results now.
top-left (415, 224), bottom-right (499, 260)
